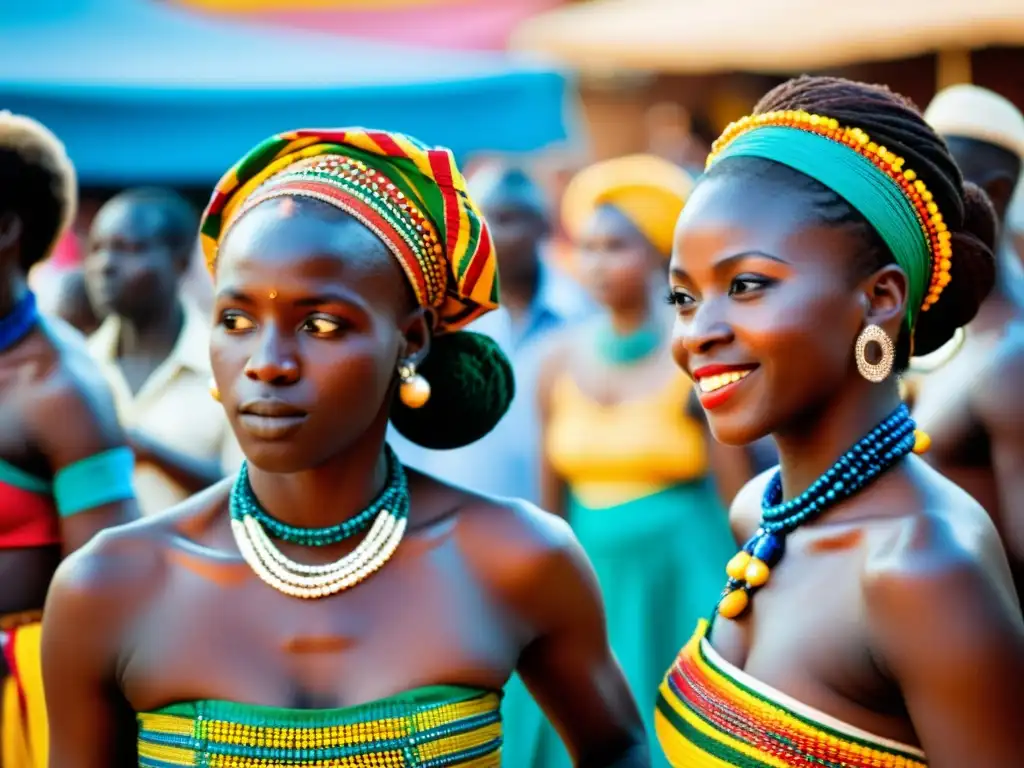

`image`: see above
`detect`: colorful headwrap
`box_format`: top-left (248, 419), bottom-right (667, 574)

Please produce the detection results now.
top-left (707, 111), bottom-right (953, 335)
top-left (199, 128), bottom-right (499, 334)
top-left (561, 154), bottom-right (694, 256)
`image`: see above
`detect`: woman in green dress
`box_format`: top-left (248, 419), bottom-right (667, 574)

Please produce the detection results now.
top-left (502, 154), bottom-right (752, 768)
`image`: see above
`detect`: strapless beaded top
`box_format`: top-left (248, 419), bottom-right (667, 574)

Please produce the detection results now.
top-left (655, 620), bottom-right (928, 768)
top-left (136, 685), bottom-right (502, 767)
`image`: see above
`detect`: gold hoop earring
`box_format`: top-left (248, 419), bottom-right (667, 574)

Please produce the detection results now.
top-left (855, 324), bottom-right (895, 383)
top-left (398, 362), bottom-right (431, 409)
top-left (209, 379), bottom-right (221, 402)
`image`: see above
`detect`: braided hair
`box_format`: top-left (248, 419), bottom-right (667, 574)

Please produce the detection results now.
top-left (708, 76), bottom-right (996, 364)
top-left (0, 113), bottom-right (77, 272)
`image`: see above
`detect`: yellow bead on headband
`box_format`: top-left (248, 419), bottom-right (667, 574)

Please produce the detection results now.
top-left (708, 111), bottom-right (952, 317)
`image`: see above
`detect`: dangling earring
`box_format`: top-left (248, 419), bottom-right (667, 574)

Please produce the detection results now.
top-left (855, 324), bottom-right (895, 382)
top-left (209, 378), bottom-right (221, 402)
top-left (398, 361), bottom-right (431, 409)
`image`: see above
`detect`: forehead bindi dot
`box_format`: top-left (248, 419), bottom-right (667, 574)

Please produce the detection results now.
top-left (268, 290), bottom-right (278, 300)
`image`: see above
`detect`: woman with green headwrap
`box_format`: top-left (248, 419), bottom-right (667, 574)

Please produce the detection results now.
top-left (41, 129), bottom-right (649, 767)
top-left (502, 155), bottom-right (752, 768)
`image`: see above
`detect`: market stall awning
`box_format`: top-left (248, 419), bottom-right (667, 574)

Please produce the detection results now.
top-left (0, 0), bottom-right (572, 185)
top-left (511, 0), bottom-right (1024, 74)
top-left (172, 0), bottom-right (565, 51)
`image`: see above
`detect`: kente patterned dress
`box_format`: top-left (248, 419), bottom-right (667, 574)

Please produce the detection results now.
top-left (136, 686), bottom-right (502, 767)
top-left (656, 620), bottom-right (928, 768)
top-left (501, 364), bottom-right (735, 768)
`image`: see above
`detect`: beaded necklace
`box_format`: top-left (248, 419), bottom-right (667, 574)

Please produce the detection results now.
top-left (231, 445), bottom-right (405, 546)
top-left (594, 316), bottom-right (662, 365)
top-left (0, 290), bottom-right (39, 354)
top-left (229, 446), bottom-right (410, 599)
top-left (717, 404), bottom-right (917, 619)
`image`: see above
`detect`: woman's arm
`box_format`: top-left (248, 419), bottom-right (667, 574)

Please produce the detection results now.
top-left (511, 517), bottom-right (650, 766)
top-left (42, 534), bottom-right (145, 767)
top-left (536, 339), bottom-right (569, 517)
top-left (28, 372), bottom-right (138, 555)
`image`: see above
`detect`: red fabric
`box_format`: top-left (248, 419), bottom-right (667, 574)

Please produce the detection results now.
top-left (223, 0), bottom-right (563, 51)
top-left (0, 484), bottom-right (59, 550)
top-left (47, 231), bottom-right (81, 269)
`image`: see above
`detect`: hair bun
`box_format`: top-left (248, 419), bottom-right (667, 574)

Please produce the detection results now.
top-left (911, 181), bottom-right (997, 356)
top-left (390, 331), bottom-right (515, 450)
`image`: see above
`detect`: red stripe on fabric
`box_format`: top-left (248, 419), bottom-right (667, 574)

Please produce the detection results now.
top-left (0, 483), bottom-right (59, 549)
top-left (291, 129), bottom-right (351, 145)
top-left (461, 216), bottom-right (490, 295)
top-left (365, 131), bottom-right (408, 160)
top-left (427, 151), bottom-right (460, 257)
top-left (265, 178), bottom-right (427, 289)
top-left (670, 655), bottom-right (879, 768)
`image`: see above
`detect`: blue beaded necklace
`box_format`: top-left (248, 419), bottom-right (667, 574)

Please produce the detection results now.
top-left (717, 404), bottom-right (917, 619)
top-left (229, 445), bottom-right (409, 547)
top-left (0, 290), bottom-right (39, 354)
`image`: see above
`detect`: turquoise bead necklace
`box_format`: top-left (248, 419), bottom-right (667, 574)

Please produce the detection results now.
top-left (718, 403), bottom-right (917, 619)
top-left (594, 315), bottom-right (662, 365)
top-left (230, 444), bottom-right (409, 547)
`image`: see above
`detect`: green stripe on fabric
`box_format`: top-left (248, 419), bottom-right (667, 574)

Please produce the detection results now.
top-left (655, 693), bottom-right (774, 768)
top-left (150, 685), bottom-right (490, 726)
top-left (711, 126), bottom-right (931, 331)
top-left (695, 641), bottom-right (923, 760)
top-left (455, 193), bottom-right (483, 282)
top-left (0, 457), bottom-right (50, 494)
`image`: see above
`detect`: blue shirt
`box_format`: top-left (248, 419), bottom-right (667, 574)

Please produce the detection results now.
top-left (389, 263), bottom-right (594, 504)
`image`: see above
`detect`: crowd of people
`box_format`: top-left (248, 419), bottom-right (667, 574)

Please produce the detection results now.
top-left (1, 75), bottom-right (1023, 768)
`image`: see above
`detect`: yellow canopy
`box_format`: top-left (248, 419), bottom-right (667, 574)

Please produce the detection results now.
top-left (512, 0), bottom-right (1024, 74)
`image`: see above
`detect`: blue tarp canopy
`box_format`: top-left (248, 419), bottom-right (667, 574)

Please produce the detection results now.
top-left (0, 0), bottom-right (572, 185)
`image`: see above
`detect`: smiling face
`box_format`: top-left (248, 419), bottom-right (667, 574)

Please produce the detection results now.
top-left (211, 197), bottom-right (428, 472)
top-left (668, 168), bottom-right (873, 445)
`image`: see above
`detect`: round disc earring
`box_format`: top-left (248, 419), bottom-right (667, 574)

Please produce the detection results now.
top-left (855, 324), bottom-right (895, 383)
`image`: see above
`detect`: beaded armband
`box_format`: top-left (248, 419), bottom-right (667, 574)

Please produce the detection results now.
top-left (708, 110), bottom-right (952, 312)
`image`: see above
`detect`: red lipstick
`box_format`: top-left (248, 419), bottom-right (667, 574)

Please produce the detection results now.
top-left (690, 364), bottom-right (758, 410)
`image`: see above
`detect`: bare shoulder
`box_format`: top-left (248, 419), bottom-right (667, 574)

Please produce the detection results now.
top-left (48, 480), bottom-right (232, 617)
top-left (425, 481), bottom-right (592, 611)
top-left (729, 466), bottom-right (775, 543)
top-left (26, 316), bottom-right (124, 455)
top-left (862, 464), bottom-right (1023, 638)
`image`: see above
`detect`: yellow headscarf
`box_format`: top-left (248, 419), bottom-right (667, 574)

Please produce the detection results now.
top-left (562, 154), bottom-right (694, 256)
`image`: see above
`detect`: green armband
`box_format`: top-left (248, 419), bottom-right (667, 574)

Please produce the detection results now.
top-left (53, 446), bottom-right (135, 517)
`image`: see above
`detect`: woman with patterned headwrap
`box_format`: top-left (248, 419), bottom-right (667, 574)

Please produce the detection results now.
top-left (41, 129), bottom-right (649, 767)
top-left (502, 155), bottom-right (753, 768)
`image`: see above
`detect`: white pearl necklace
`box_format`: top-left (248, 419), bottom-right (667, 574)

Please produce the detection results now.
top-left (231, 508), bottom-right (407, 599)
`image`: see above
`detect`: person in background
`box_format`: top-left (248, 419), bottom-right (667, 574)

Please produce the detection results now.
top-left (0, 113), bottom-right (137, 768)
top-left (43, 127), bottom-right (648, 768)
top-left (909, 85), bottom-right (1024, 606)
top-left (505, 155), bottom-right (752, 768)
top-left (51, 267), bottom-right (101, 336)
top-left (658, 75), bottom-right (1022, 768)
top-left (84, 188), bottom-right (242, 515)
top-left (390, 161), bottom-right (593, 505)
